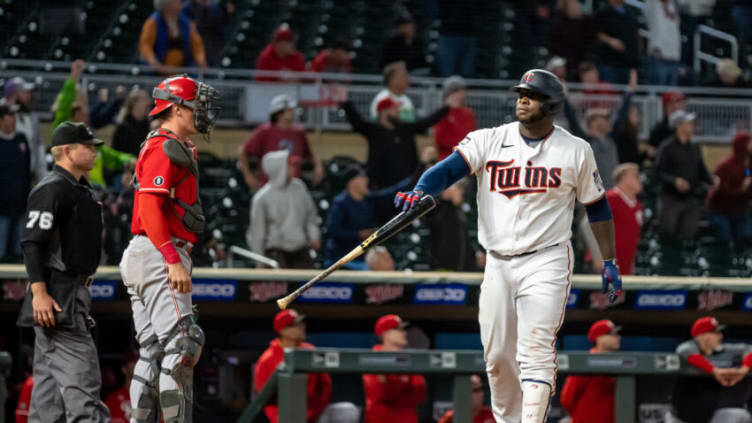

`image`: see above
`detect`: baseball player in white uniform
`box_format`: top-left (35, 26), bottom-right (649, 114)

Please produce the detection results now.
top-left (395, 69), bottom-right (622, 422)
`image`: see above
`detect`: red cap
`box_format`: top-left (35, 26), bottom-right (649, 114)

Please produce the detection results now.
top-left (691, 316), bottom-right (725, 338)
top-left (661, 92), bottom-right (686, 108)
top-left (149, 75), bottom-right (198, 116)
top-left (374, 314), bottom-right (407, 337)
top-left (274, 309), bottom-right (305, 333)
top-left (376, 97), bottom-right (400, 114)
top-left (587, 319), bottom-right (621, 343)
top-left (273, 25), bottom-right (294, 42)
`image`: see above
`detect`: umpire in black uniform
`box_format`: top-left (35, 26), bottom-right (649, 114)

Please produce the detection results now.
top-left (16, 121), bottom-right (110, 422)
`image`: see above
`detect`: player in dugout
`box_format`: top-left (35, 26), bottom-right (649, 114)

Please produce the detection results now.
top-left (363, 314), bottom-right (427, 423)
top-left (437, 374), bottom-right (494, 423)
top-left (560, 319), bottom-right (621, 423)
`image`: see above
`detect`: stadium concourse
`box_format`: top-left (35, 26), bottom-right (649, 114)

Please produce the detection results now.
top-left (1, 0), bottom-right (752, 422)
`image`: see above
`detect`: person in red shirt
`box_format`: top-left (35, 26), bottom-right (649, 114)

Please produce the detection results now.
top-left (254, 309), bottom-right (334, 423)
top-left (434, 75), bottom-right (477, 160)
top-left (706, 131), bottom-right (752, 247)
top-left (105, 351), bottom-right (139, 423)
top-left (15, 375), bottom-right (34, 423)
top-left (605, 163), bottom-right (643, 275)
top-left (363, 314), bottom-right (426, 423)
top-left (120, 75), bottom-right (219, 423)
top-left (560, 319), bottom-right (621, 423)
top-left (437, 374), bottom-right (494, 423)
top-left (239, 94), bottom-right (324, 191)
top-left (255, 24), bottom-right (307, 82)
top-left (310, 39), bottom-right (352, 74)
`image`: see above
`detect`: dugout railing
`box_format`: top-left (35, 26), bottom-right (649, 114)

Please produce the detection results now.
top-left (236, 348), bottom-right (704, 423)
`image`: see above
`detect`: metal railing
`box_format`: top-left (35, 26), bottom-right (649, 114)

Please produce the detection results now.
top-left (237, 349), bottom-right (703, 423)
top-left (227, 246), bottom-right (280, 269)
top-left (693, 24), bottom-right (740, 74)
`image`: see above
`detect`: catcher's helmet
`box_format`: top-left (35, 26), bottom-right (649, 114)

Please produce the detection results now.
top-left (151, 74), bottom-right (220, 134)
top-left (511, 69), bottom-right (565, 116)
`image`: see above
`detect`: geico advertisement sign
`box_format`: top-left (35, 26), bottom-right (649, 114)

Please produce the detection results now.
top-left (743, 294), bottom-right (752, 311)
top-left (192, 280), bottom-right (237, 301)
top-left (297, 283), bottom-right (354, 303)
top-left (89, 281), bottom-right (117, 300)
top-left (566, 289), bottom-right (579, 308)
top-left (413, 284), bottom-right (467, 305)
top-left (634, 290), bottom-right (687, 310)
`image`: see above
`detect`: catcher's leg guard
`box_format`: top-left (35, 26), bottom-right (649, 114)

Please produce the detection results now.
top-left (159, 315), bottom-right (205, 423)
top-left (130, 335), bottom-right (164, 423)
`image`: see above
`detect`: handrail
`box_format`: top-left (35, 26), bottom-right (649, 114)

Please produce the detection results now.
top-left (236, 367), bottom-right (278, 423)
top-left (227, 246), bottom-right (280, 269)
top-left (693, 24), bottom-right (739, 73)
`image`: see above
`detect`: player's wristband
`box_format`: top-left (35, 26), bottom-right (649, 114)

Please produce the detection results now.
top-left (158, 243), bottom-right (181, 264)
top-left (603, 259), bottom-right (617, 265)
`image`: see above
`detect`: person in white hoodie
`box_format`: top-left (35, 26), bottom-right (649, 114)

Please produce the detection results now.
top-left (246, 150), bottom-right (321, 268)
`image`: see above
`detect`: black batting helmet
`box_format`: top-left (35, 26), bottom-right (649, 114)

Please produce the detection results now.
top-left (511, 69), bottom-right (565, 116)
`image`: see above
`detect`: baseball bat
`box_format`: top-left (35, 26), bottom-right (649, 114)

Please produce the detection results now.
top-left (277, 195), bottom-right (437, 310)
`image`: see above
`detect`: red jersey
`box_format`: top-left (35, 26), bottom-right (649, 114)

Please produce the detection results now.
top-left (362, 345), bottom-right (426, 423)
top-left (131, 129), bottom-right (199, 244)
top-left (605, 187), bottom-right (642, 275)
top-left (310, 49), bottom-right (352, 74)
top-left (15, 376), bottom-right (33, 423)
top-left (437, 407), bottom-right (495, 423)
top-left (105, 386), bottom-right (130, 423)
top-left (560, 373), bottom-right (615, 423)
top-left (243, 122), bottom-right (312, 185)
top-left (255, 44), bottom-right (306, 82)
top-left (254, 339), bottom-right (332, 423)
top-left (434, 107), bottom-right (477, 160)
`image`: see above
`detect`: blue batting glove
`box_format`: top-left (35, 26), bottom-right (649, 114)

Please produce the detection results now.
top-left (394, 190), bottom-right (424, 211)
top-left (601, 259), bottom-right (622, 304)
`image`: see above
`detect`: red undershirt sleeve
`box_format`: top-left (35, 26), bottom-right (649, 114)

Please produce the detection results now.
top-left (687, 353), bottom-right (715, 374)
top-left (138, 193), bottom-right (180, 264)
top-left (743, 353), bottom-right (752, 369)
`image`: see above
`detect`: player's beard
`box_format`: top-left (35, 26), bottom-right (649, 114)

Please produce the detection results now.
top-left (516, 108), bottom-right (545, 124)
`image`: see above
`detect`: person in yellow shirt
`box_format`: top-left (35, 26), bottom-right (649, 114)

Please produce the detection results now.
top-left (139, 0), bottom-right (207, 74)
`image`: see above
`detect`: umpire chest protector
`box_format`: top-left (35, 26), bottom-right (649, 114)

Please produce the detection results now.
top-left (134, 129), bottom-right (205, 233)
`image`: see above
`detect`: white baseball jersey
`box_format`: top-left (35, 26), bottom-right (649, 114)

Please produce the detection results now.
top-left (456, 121), bottom-right (604, 256)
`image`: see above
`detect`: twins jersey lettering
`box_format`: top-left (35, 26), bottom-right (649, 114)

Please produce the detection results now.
top-left (455, 122), bottom-right (604, 256)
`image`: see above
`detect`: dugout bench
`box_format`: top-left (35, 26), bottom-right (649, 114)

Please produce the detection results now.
top-left (237, 349), bottom-right (702, 423)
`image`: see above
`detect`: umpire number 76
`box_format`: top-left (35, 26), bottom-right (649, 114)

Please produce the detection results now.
top-left (26, 211), bottom-right (54, 230)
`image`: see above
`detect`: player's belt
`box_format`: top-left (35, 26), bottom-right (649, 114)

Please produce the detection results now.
top-left (489, 243), bottom-right (561, 259)
top-left (73, 274), bottom-right (94, 288)
top-left (175, 239), bottom-right (193, 255)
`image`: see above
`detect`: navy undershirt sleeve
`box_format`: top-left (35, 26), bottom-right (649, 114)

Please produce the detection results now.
top-left (585, 196), bottom-right (613, 222)
top-left (414, 151), bottom-right (471, 197)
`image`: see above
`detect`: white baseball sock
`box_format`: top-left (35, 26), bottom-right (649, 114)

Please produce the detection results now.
top-left (521, 380), bottom-right (552, 423)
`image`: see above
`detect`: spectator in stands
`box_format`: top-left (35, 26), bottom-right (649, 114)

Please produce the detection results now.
top-left (104, 351), bottom-right (138, 423)
top-left (310, 39), bottom-right (352, 74)
top-left (426, 179), bottom-right (485, 271)
top-left (560, 319), bottom-right (621, 423)
top-left (247, 150), bottom-right (320, 269)
top-left (363, 314), bottom-right (426, 423)
top-left (380, 11), bottom-right (428, 75)
top-left (90, 86), bottom-right (128, 129)
top-left (516, 0), bottom-right (555, 49)
top-left (370, 61), bottom-right (415, 121)
top-left (563, 70), bottom-right (637, 189)
top-left (434, 76), bottom-right (477, 160)
top-left (671, 317), bottom-right (752, 423)
top-left (606, 164), bottom-right (643, 275)
top-left (255, 310), bottom-right (360, 423)
top-left (343, 89), bottom-right (460, 189)
top-left (546, 56), bottom-right (567, 81)
top-left (0, 104), bottom-right (30, 263)
top-left (365, 246), bottom-right (396, 271)
top-left (239, 94), bottom-right (324, 191)
top-left (436, 0), bottom-right (485, 77)
top-left (593, 0), bottom-right (640, 84)
top-left (612, 101), bottom-right (645, 165)
top-left (182, 0), bottom-right (234, 67)
top-left (551, 0), bottom-right (594, 81)
top-left (437, 374), bottom-right (494, 423)
top-left (255, 24), bottom-right (306, 82)
top-left (112, 89), bottom-right (151, 156)
top-left (324, 165), bottom-right (412, 270)
top-left (644, 0), bottom-right (681, 86)
top-left (649, 92), bottom-right (686, 148)
top-left (139, 0), bottom-right (207, 74)
top-left (706, 132), bottom-right (752, 247)
top-left (655, 110), bottom-right (712, 240)
top-left (703, 59), bottom-right (749, 88)
top-left (678, 0), bottom-right (715, 66)
top-left (51, 59), bottom-right (87, 131)
top-left (2, 77), bottom-right (46, 182)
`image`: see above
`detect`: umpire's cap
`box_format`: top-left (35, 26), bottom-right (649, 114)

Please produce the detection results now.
top-left (511, 69), bottom-right (565, 116)
top-left (50, 121), bottom-right (104, 147)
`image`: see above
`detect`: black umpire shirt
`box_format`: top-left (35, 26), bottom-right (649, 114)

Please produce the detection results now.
top-left (21, 164), bottom-right (103, 283)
